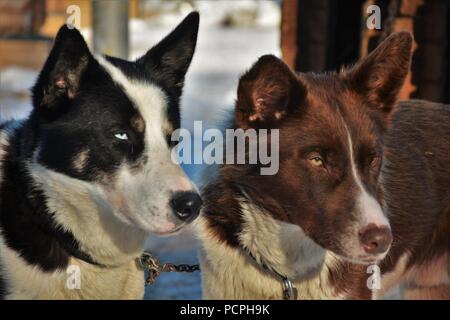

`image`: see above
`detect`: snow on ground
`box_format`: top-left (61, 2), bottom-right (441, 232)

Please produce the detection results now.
top-left (0, 19), bottom-right (279, 299)
top-left (0, 67), bottom-right (36, 121)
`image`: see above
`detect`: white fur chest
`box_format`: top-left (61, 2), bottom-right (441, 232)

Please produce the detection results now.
top-left (198, 218), bottom-right (344, 300)
top-left (0, 234), bottom-right (144, 300)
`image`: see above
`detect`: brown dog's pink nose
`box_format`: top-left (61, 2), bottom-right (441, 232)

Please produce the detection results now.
top-left (359, 224), bottom-right (392, 254)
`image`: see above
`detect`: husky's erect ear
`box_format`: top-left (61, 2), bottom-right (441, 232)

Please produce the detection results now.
top-left (136, 12), bottom-right (199, 97)
top-left (32, 25), bottom-right (92, 114)
top-left (236, 55), bottom-right (306, 129)
top-left (343, 31), bottom-right (413, 113)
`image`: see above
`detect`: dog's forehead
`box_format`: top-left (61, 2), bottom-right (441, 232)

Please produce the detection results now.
top-left (338, 92), bottom-right (380, 149)
top-left (299, 75), bottom-right (379, 150)
top-left (284, 92), bottom-right (349, 147)
top-left (95, 55), bottom-right (172, 137)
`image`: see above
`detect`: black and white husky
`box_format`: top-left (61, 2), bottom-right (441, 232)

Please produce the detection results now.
top-left (0, 12), bottom-right (201, 299)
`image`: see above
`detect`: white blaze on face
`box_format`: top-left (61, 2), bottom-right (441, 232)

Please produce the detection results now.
top-left (96, 56), bottom-right (195, 233)
top-left (345, 130), bottom-right (390, 229)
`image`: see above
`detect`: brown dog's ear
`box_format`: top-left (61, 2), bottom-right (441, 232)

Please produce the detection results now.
top-left (236, 55), bottom-right (306, 129)
top-left (343, 31), bottom-right (413, 113)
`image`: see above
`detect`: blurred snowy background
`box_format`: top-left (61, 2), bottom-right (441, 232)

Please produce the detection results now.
top-left (0, 0), bottom-right (281, 299)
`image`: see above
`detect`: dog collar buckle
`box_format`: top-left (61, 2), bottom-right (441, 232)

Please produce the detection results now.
top-left (282, 278), bottom-right (298, 300)
top-left (241, 245), bottom-right (299, 300)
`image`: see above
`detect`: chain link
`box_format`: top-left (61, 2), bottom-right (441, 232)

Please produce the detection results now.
top-left (137, 252), bottom-right (200, 286)
top-left (138, 252), bottom-right (294, 299)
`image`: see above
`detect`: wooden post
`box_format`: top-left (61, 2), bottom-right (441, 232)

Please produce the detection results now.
top-left (360, 0), bottom-right (380, 58)
top-left (92, 0), bottom-right (129, 59)
top-left (361, 0), bottom-right (423, 100)
top-left (130, 0), bottom-right (140, 18)
top-left (280, 0), bottom-right (298, 69)
top-left (389, 0), bottom-right (423, 100)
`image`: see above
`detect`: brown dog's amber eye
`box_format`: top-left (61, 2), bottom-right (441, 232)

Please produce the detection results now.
top-left (309, 157), bottom-right (324, 167)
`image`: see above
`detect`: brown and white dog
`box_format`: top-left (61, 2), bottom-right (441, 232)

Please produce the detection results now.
top-left (198, 32), bottom-right (450, 299)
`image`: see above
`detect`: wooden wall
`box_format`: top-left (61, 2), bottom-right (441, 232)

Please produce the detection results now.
top-left (280, 0), bottom-right (450, 104)
top-left (0, 0), bottom-right (140, 69)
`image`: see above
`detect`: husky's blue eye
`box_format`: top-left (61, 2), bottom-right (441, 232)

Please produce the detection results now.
top-left (114, 133), bottom-right (129, 141)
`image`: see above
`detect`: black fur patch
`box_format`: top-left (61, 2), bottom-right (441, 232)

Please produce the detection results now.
top-left (32, 36), bottom-right (146, 181)
top-left (107, 12), bottom-right (199, 132)
top-left (0, 271), bottom-right (5, 300)
top-left (0, 124), bottom-right (90, 272)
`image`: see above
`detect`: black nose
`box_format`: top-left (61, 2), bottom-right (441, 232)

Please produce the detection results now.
top-left (359, 224), bottom-right (393, 255)
top-left (170, 192), bottom-right (202, 222)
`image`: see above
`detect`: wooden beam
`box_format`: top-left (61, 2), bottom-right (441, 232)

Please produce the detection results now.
top-left (92, 0), bottom-right (129, 59)
top-left (0, 38), bottom-right (52, 69)
top-left (390, 0), bottom-right (423, 100)
top-left (280, 0), bottom-right (298, 69)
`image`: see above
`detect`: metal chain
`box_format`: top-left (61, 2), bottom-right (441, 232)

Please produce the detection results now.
top-left (169, 263), bottom-right (200, 272)
top-left (137, 252), bottom-right (200, 286)
top-left (137, 251), bottom-right (295, 299)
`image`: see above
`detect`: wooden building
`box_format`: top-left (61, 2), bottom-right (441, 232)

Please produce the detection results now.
top-left (0, 0), bottom-right (50, 69)
top-left (281, 0), bottom-right (450, 104)
top-left (1, 0), bottom-right (449, 104)
top-left (0, 0), bottom-right (138, 68)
